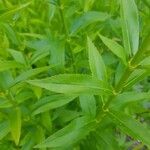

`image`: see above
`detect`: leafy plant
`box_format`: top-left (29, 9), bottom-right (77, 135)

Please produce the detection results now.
top-left (0, 0), bottom-right (150, 149)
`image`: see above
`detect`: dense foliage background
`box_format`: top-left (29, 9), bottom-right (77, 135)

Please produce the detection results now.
top-left (0, 0), bottom-right (150, 149)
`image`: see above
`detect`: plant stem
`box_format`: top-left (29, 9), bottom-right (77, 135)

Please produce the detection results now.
top-left (96, 48), bottom-right (143, 122)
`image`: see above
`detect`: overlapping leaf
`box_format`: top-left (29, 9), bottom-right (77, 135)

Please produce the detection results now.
top-left (34, 117), bottom-right (97, 148)
top-left (99, 35), bottom-right (127, 65)
top-left (32, 94), bottom-right (77, 115)
top-left (87, 37), bottom-right (107, 80)
top-left (27, 74), bottom-right (112, 95)
top-left (70, 11), bottom-right (109, 35)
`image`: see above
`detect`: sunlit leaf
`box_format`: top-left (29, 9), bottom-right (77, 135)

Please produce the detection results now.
top-left (9, 107), bottom-right (21, 145)
top-left (99, 35), bottom-right (127, 65)
top-left (87, 37), bottom-right (107, 80)
top-left (120, 0), bottom-right (139, 55)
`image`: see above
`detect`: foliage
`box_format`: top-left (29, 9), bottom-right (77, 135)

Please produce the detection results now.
top-left (0, 0), bottom-right (150, 149)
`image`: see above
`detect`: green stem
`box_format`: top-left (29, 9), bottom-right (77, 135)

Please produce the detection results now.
top-left (96, 46), bottom-right (144, 122)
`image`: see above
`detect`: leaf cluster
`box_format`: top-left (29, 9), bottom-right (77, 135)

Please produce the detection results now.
top-left (0, 0), bottom-right (150, 149)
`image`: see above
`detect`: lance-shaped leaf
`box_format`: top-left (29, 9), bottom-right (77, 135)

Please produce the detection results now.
top-left (110, 91), bottom-right (150, 109)
top-left (34, 117), bottom-right (97, 148)
top-left (99, 35), bottom-right (127, 65)
top-left (79, 94), bottom-right (96, 118)
top-left (41, 112), bottom-right (52, 132)
top-left (0, 91), bottom-right (33, 108)
top-left (0, 2), bottom-right (31, 21)
top-left (14, 66), bottom-right (52, 84)
top-left (70, 11), bottom-right (109, 35)
top-left (140, 56), bottom-right (150, 66)
top-left (0, 71), bottom-right (14, 90)
top-left (20, 132), bottom-right (35, 150)
top-left (1, 24), bottom-right (19, 45)
top-left (7, 49), bottom-right (26, 65)
top-left (87, 37), bottom-right (107, 80)
top-left (123, 69), bottom-right (150, 89)
top-left (32, 94), bottom-right (77, 115)
top-left (108, 110), bottom-right (150, 148)
top-left (27, 74), bottom-right (112, 95)
top-left (9, 107), bottom-right (21, 145)
top-left (120, 0), bottom-right (139, 55)
top-left (0, 61), bottom-right (23, 72)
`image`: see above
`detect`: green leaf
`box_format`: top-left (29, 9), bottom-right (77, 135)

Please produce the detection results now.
top-left (32, 94), bottom-right (77, 115)
top-left (9, 107), bottom-right (21, 145)
top-left (7, 49), bottom-right (26, 65)
top-left (124, 69), bottom-right (150, 89)
top-left (27, 74), bottom-right (112, 95)
top-left (20, 132), bottom-right (35, 150)
top-left (0, 61), bottom-right (23, 72)
top-left (110, 91), bottom-right (150, 109)
top-left (14, 66), bottom-right (52, 84)
top-left (115, 62), bottom-right (126, 85)
top-left (1, 23), bottom-right (19, 45)
top-left (0, 97), bottom-right (12, 108)
top-left (141, 32), bottom-right (150, 52)
top-left (0, 121), bottom-right (10, 140)
top-left (41, 112), bottom-right (52, 132)
top-left (27, 39), bottom-right (50, 64)
top-left (140, 56), bottom-right (150, 66)
top-left (56, 109), bottom-right (81, 124)
top-left (48, 38), bottom-right (65, 68)
top-left (35, 127), bottom-right (46, 150)
top-left (34, 117), bottom-right (97, 148)
top-left (99, 35), bottom-right (127, 65)
top-left (108, 110), bottom-right (150, 148)
top-left (87, 37), bottom-right (107, 80)
top-left (70, 11), bottom-right (109, 35)
top-left (0, 71), bottom-right (14, 90)
top-left (31, 86), bottom-right (42, 99)
top-left (79, 94), bottom-right (96, 118)
top-left (15, 90), bottom-right (34, 104)
top-left (95, 129), bottom-right (120, 150)
top-left (0, 2), bottom-right (31, 21)
top-left (84, 0), bottom-right (95, 11)
top-left (120, 0), bottom-right (139, 55)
